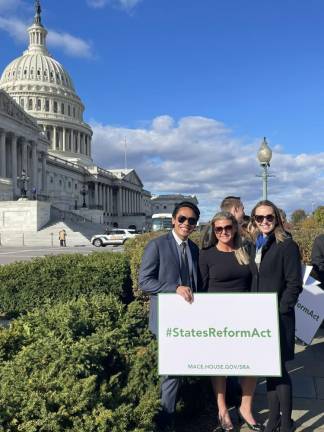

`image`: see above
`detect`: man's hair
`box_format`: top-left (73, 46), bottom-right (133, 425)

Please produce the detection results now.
top-left (220, 196), bottom-right (242, 212)
top-left (172, 201), bottom-right (200, 220)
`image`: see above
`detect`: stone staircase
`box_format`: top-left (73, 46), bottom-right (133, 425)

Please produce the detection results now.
top-left (0, 218), bottom-right (107, 247)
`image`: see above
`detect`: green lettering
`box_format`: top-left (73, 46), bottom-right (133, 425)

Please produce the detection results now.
top-left (196, 330), bottom-right (202, 337)
top-left (252, 328), bottom-right (260, 337)
top-left (173, 328), bottom-right (179, 337)
top-left (209, 328), bottom-right (216, 337)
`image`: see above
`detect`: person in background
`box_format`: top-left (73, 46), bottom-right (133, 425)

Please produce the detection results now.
top-left (311, 234), bottom-right (324, 289)
top-left (59, 229), bottom-right (67, 247)
top-left (139, 201), bottom-right (202, 432)
top-left (199, 211), bottom-right (264, 432)
top-left (249, 200), bottom-right (302, 432)
top-left (220, 196), bottom-right (245, 225)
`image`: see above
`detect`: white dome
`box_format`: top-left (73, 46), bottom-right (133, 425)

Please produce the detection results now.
top-left (0, 52), bottom-right (75, 92)
top-left (0, 2), bottom-right (93, 165)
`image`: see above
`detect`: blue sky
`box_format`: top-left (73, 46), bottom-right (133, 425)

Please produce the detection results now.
top-left (1, 0), bottom-right (324, 219)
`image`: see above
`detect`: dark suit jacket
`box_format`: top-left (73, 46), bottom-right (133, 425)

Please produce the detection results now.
top-left (311, 234), bottom-right (324, 287)
top-left (139, 232), bottom-right (201, 335)
top-left (250, 234), bottom-right (303, 360)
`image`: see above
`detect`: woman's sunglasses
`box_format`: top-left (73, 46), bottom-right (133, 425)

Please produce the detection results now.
top-left (214, 225), bottom-right (233, 234)
top-left (254, 214), bottom-right (275, 223)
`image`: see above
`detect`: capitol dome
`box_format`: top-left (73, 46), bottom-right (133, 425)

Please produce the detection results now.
top-left (0, 1), bottom-right (93, 165)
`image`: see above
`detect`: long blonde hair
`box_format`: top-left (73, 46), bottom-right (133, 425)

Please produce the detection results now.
top-left (201, 211), bottom-right (249, 265)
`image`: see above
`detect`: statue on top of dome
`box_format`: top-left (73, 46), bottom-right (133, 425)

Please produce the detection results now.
top-left (34, 0), bottom-right (42, 25)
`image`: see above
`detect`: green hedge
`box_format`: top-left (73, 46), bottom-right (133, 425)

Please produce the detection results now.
top-left (0, 294), bottom-right (159, 432)
top-left (0, 252), bottom-right (131, 317)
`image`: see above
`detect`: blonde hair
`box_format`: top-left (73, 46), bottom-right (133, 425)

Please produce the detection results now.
top-left (201, 211), bottom-right (249, 265)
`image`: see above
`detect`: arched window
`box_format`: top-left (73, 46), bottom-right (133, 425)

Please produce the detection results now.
top-left (20, 98), bottom-right (24, 108)
top-left (28, 98), bottom-right (33, 110)
top-left (36, 99), bottom-right (41, 111)
top-left (53, 101), bottom-right (58, 113)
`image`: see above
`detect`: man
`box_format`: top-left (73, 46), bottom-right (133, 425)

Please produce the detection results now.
top-left (311, 234), bottom-right (324, 289)
top-left (220, 195), bottom-right (245, 224)
top-left (139, 201), bottom-right (201, 431)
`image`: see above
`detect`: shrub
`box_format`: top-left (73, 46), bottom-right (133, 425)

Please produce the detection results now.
top-left (0, 252), bottom-right (131, 317)
top-left (0, 294), bottom-right (160, 432)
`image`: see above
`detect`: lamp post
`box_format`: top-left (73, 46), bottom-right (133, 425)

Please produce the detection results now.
top-left (17, 169), bottom-right (30, 199)
top-left (257, 137), bottom-right (272, 200)
top-left (80, 184), bottom-right (88, 208)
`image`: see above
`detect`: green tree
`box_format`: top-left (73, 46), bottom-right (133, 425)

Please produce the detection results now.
top-left (291, 209), bottom-right (307, 225)
top-left (314, 206), bottom-right (324, 226)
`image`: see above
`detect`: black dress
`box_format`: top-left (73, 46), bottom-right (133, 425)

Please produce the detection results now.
top-left (250, 234), bottom-right (303, 361)
top-left (199, 246), bottom-right (252, 293)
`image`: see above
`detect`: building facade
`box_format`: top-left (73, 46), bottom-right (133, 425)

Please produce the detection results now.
top-left (0, 1), bottom-right (150, 230)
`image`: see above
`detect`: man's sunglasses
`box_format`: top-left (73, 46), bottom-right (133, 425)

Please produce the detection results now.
top-left (177, 215), bottom-right (197, 226)
top-left (254, 214), bottom-right (275, 223)
top-left (214, 225), bottom-right (233, 234)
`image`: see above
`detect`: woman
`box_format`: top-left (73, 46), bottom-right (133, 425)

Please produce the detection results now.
top-left (249, 200), bottom-right (302, 432)
top-left (199, 211), bottom-right (264, 432)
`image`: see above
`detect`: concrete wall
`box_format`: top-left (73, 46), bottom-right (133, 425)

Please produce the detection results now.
top-left (0, 200), bottom-right (51, 232)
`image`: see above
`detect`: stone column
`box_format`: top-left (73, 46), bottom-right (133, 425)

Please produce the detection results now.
top-left (42, 153), bottom-right (47, 193)
top-left (11, 134), bottom-right (18, 196)
top-left (52, 126), bottom-right (57, 150)
top-left (62, 127), bottom-right (66, 152)
top-left (109, 187), bottom-right (113, 215)
top-left (77, 131), bottom-right (81, 153)
top-left (22, 138), bottom-right (28, 172)
top-left (32, 141), bottom-right (38, 190)
top-left (104, 185), bottom-right (107, 212)
top-left (71, 129), bottom-right (74, 152)
top-left (94, 182), bottom-right (98, 207)
top-left (117, 187), bottom-right (122, 217)
top-left (0, 130), bottom-right (6, 177)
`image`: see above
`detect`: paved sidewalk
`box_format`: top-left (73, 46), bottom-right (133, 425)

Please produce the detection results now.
top-left (247, 327), bottom-right (324, 431)
top-left (177, 328), bottom-right (324, 431)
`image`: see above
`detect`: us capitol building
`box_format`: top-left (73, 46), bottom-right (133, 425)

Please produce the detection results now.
top-left (0, 1), bottom-right (152, 235)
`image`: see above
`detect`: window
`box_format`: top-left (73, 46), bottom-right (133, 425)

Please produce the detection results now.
top-left (36, 99), bottom-right (41, 110)
top-left (68, 105), bottom-right (71, 116)
top-left (68, 182), bottom-right (71, 188)
top-left (50, 177), bottom-right (53, 184)
top-left (75, 184), bottom-right (78, 190)
top-left (28, 99), bottom-right (33, 110)
top-left (61, 103), bottom-right (64, 114)
top-left (73, 107), bottom-right (76, 118)
top-left (45, 99), bottom-right (49, 112)
top-left (53, 101), bottom-right (58, 113)
top-left (20, 98), bottom-right (24, 108)
top-left (59, 180), bottom-right (62, 186)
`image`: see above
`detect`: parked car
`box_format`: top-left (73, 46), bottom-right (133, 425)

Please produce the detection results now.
top-left (91, 229), bottom-right (137, 247)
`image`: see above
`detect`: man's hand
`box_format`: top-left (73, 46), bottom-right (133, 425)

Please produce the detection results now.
top-left (176, 285), bottom-right (193, 303)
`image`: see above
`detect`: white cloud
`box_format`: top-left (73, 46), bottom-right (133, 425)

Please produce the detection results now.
top-left (47, 30), bottom-right (92, 59)
top-left (87, 0), bottom-right (142, 12)
top-left (0, 15), bottom-right (92, 59)
top-left (90, 115), bottom-right (324, 220)
top-left (0, 17), bottom-right (27, 42)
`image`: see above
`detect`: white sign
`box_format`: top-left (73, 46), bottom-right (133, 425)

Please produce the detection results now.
top-left (158, 293), bottom-right (281, 376)
top-left (295, 265), bottom-right (324, 345)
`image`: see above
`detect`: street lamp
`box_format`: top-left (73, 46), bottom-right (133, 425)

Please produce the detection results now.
top-left (17, 169), bottom-right (30, 199)
top-left (257, 137), bottom-right (273, 200)
top-left (80, 184), bottom-right (88, 208)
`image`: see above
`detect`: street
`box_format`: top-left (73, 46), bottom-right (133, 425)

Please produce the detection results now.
top-left (0, 244), bottom-right (124, 265)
